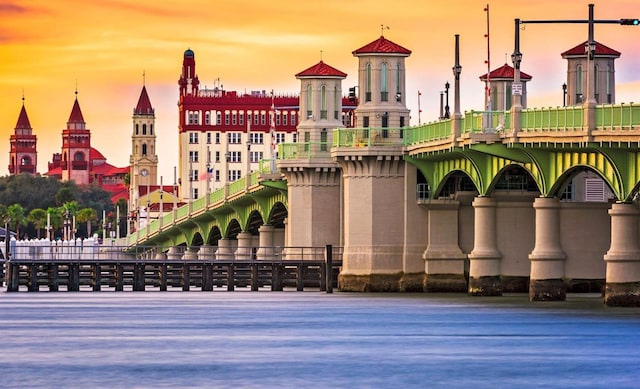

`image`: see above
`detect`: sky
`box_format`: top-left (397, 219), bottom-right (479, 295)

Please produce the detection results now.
top-left (1, 0), bottom-right (640, 182)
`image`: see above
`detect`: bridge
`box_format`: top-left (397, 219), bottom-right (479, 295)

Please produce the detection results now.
top-left (122, 102), bottom-right (640, 306)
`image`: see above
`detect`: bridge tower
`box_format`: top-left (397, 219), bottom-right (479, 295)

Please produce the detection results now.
top-left (8, 97), bottom-right (37, 176)
top-left (278, 60), bottom-right (347, 251)
top-left (561, 41), bottom-right (620, 106)
top-left (333, 35), bottom-right (424, 292)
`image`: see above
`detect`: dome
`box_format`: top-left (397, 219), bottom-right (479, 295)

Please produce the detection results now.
top-left (184, 48), bottom-right (194, 58)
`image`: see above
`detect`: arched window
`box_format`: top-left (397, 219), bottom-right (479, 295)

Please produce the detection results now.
top-left (396, 62), bottom-right (401, 95)
top-left (594, 64), bottom-right (599, 102)
top-left (320, 85), bottom-right (327, 119)
top-left (150, 124), bottom-right (153, 135)
top-left (606, 64), bottom-right (612, 103)
top-left (381, 63), bottom-right (388, 101)
top-left (21, 156), bottom-right (31, 166)
top-left (366, 63), bottom-right (372, 102)
top-left (306, 84), bottom-right (313, 119)
top-left (142, 124), bottom-right (147, 135)
top-left (74, 151), bottom-right (84, 161)
top-left (576, 64), bottom-right (583, 102)
top-left (334, 86), bottom-right (339, 120)
top-left (142, 143), bottom-right (147, 156)
top-left (135, 124), bottom-right (139, 135)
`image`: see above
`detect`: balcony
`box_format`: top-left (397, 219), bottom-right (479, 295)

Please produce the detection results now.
top-left (71, 160), bottom-right (88, 170)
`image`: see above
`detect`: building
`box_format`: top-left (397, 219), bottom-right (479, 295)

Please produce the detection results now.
top-left (479, 63), bottom-right (532, 111)
top-left (177, 48), bottom-right (356, 201)
top-left (45, 92), bottom-right (129, 203)
top-left (8, 97), bottom-right (37, 175)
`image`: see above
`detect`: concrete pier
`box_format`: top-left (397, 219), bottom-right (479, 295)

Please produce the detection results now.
top-left (604, 202), bottom-right (640, 306)
top-left (468, 196), bottom-right (502, 296)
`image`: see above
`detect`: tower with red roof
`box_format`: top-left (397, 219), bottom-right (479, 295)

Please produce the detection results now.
top-left (479, 64), bottom-right (532, 111)
top-left (351, 34), bottom-right (411, 130)
top-left (130, 83), bottom-right (158, 189)
top-left (61, 92), bottom-right (91, 185)
top-left (8, 97), bottom-right (37, 175)
top-left (561, 41), bottom-right (620, 106)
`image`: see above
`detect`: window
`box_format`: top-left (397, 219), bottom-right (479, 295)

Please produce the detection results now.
top-left (334, 87), bottom-right (339, 120)
top-left (189, 132), bottom-right (199, 144)
top-left (229, 151), bottom-right (242, 162)
top-left (250, 133), bottom-right (263, 144)
top-left (247, 112), bottom-right (252, 125)
top-left (205, 112), bottom-right (211, 125)
top-left (232, 112), bottom-right (237, 125)
top-left (363, 116), bottom-right (369, 128)
top-left (135, 124), bottom-right (139, 135)
top-left (142, 124), bottom-right (147, 135)
top-left (228, 133), bottom-right (241, 144)
top-left (216, 112), bottom-right (222, 125)
top-left (206, 133), bottom-right (212, 144)
top-left (190, 169), bottom-right (198, 182)
top-left (400, 116), bottom-right (405, 128)
top-left (215, 133), bottom-right (220, 144)
top-left (366, 63), bottom-right (372, 102)
top-left (290, 112), bottom-right (296, 126)
top-left (142, 144), bottom-right (147, 156)
top-left (188, 112), bottom-right (199, 125)
top-left (239, 112), bottom-right (244, 126)
top-left (306, 84), bottom-right (312, 119)
top-left (381, 63), bottom-right (388, 101)
top-left (261, 112), bottom-right (266, 125)
top-left (150, 124), bottom-right (153, 135)
top-left (189, 150), bottom-right (199, 162)
top-left (254, 112), bottom-right (259, 125)
top-left (250, 151), bottom-right (263, 162)
top-left (192, 187), bottom-right (199, 199)
top-left (396, 62), bottom-right (401, 98)
top-left (292, 133), bottom-right (297, 143)
top-left (321, 129), bottom-right (327, 151)
top-left (320, 85), bottom-right (327, 119)
top-left (215, 151), bottom-right (220, 163)
top-left (215, 170), bottom-right (220, 182)
top-left (228, 170), bottom-right (242, 181)
top-left (225, 112), bottom-right (230, 125)
top-left (276, 133), bottom-right (285, 144)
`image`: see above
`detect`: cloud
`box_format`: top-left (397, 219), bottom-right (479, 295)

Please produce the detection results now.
top-left (0, 2), bottom-right (27, 13)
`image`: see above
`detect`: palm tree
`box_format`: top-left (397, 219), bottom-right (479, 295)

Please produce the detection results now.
top-left (27, 208), bottom-right (47, 239)
top-left (46, 207), bottom-right (62, 240)
top-left (76, 208), bottom-right (98, 238)
top-left (7, 203), bottom-right (27, 239)
top-left (60, 201), bottom-right (80, 240)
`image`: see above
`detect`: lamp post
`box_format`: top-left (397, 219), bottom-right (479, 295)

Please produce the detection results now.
top-left (511, 19), bottom-right (523, 134)
top-left (562, 83), bottom-right (567, 106)
top-left (444, 82), bottom-right (450, 119)
top-left (63, 210), bottom-right (70, 241)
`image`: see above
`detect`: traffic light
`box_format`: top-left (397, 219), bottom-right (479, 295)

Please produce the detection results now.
top-left (348, 87), bottom-right (357, 102)
top-left (620, 18), bottom-right (640, 25)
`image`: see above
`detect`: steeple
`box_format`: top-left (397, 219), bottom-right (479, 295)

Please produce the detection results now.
top-left (67, 92), bottom-right (86, 130)
top-left (179, 48), bottom-right (199, 97)
top-left (130, 81), bottom-right (158, 196)
top-left (134, 85), bottom-right (154, 115)
top-left (8, 96), bottom-right (37, 175)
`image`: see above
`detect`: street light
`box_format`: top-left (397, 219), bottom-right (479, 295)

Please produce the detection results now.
top-left (63, 210), bottom-right (70, 241)
top-left (562, 83), bottom-right (567, 106)
top-left (444, 82), bottom-right (450, 119)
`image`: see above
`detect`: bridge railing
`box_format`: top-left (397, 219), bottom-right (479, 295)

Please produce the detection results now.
top-left (278, 142), bottom-right (331, 159)
top-left (520, 105), bottom-right (584, 131)
top-left (405, 119), bottom-right (452, 145)
top-left (596, 103), bottom-right (640, 130)
top-left (462, 110), bottom-right (510, 133)
top-left (333, 127), bottom-right (405, 147)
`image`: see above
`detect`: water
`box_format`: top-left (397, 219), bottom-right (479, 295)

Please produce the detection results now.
top-left (0, 291), bottom-right (639, 389)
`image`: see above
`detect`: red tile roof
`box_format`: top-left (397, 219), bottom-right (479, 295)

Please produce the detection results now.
top-left (134, 86), bottom-right (154, 115)
top-left (90, 147), bottom-right (106, 161)
top-left (479, 63), bottom-right (532, 81)
top-left (67, 98), bottom-right (86, 124)
top-left (561, 41), bottom-right (621, 57)
top-left (352, 36), bottom-right (411, 55)
top-left (15, 105), bottom-right (32, 130)
top-left (295, 61), bottom-right (347, 78)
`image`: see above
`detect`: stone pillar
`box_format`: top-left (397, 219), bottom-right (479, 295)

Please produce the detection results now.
top-left (166, 246), bottom-right (182, 260)
top-left (256, 225), bottom-right (275, 260)
top-left (215, 238), bottom-right (235, 260)
top-left (235, 232), bottom-right (253, 260)
top-left (604, 202), bottom-right (640, 306)
top-left (468, 196), bottom-right (502, 296)
top-left (529, 197), bottom-right (566, 301)
top-left (422, 200), bottom-right (467, 292)
top-left (197, 245), bottom-right (216, 260)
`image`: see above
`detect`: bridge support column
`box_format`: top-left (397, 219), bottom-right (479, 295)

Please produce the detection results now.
top-left (422, 200), bottom-right (467, 292)
top-left (529, 197), bottom-right (566, 301)
top-left (215, 239), bottom-right (235, 260)
top-left (197, 245), bottom-right (216, 260)
top-left (235, 232), bottom-right (253, 260)
top-left (604, 202), bottom-right (640, 307)
top-left (468, 196), bottom-right (502, 296)
top-left (256, 225), bottom-right (275, 260)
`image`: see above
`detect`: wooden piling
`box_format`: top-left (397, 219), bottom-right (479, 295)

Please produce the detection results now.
top-left (326, 245), bottom-right (333, 294)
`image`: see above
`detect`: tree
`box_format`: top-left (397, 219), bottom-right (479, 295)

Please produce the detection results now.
top-left (7, 203), bottom-right (26, 239)
top-left (46, 207), bottom-right (63, 240)
top-left (27, 208), bottom-right (47, 239)
top-left (76, 208), bottom-right (98, 238)
top-left (56, 187), bottom-right (75, 206)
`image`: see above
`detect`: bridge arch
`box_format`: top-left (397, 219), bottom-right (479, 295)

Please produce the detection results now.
top-left (207, 226), bottom-right (222, 246)
top-left (266, 202), bottom-right (287, 227)
top-left (191, 232), bottom-right (204, 247)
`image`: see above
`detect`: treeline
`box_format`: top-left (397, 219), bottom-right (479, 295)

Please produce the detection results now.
top-left (0, 174), bottom-right (126, 240)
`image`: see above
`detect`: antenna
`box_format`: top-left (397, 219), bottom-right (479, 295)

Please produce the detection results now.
top-left (143, 69), bottom-right (146, 86)
top-left (381, 24), bottom-right (390, 36)
top-left (320, 50), bottom-right (323, 61)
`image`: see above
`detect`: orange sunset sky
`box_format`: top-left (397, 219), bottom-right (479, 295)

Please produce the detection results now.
top-left (1, 0), bottom-right (639, 182)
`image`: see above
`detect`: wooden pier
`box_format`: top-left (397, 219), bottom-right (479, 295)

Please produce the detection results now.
top-left (4, 258), bottom-right (341, 292)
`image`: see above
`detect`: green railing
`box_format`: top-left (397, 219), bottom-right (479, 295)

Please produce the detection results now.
top-left (462, 110), bottom-right (509, 134)
top-left (228, 177), bottom-right (246, 196)
top-left (175, 204), bottom-right (189, 220)
top-left (209, 188), bottom-right (225, 204)
top-left (333, 128), bottom-right (405, 147)
top-left (278, 142), bottom-right (331, 159)
top-left (191, 196), bottom-right (206, 212)
top-left (148, 220), bottom-right (160, 235)
top-left (161, 211), bottom-right (174, 226)
top-left (406, 120), bottom-right (452, 145)
top-left (520, 106), bottom-right (584, 131)
top-left (596, 103), bottom-right (640, 130)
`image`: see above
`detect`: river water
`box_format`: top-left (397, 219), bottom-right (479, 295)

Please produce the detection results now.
top-left (0, 290), bottom-right (638, 388)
